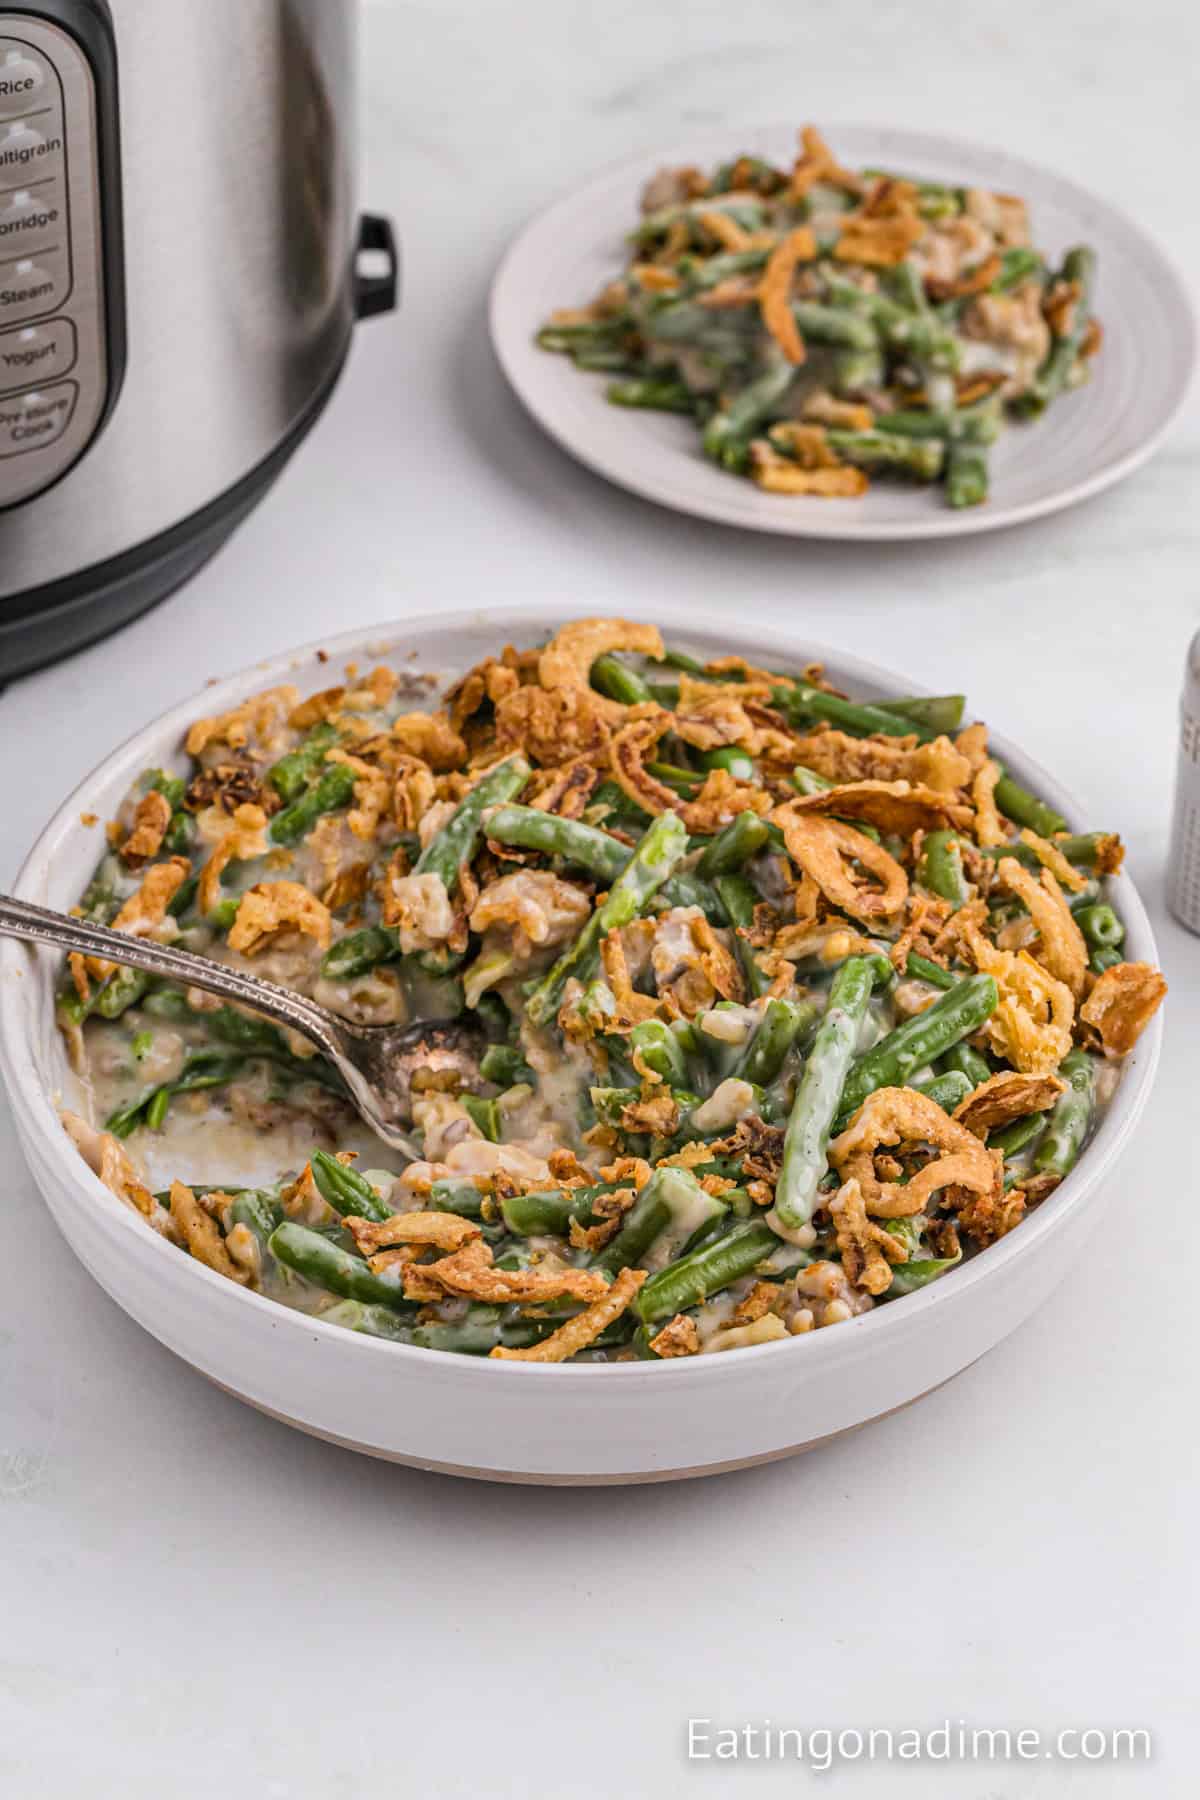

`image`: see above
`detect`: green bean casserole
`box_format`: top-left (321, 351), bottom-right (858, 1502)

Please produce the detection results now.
top-left (59, 619), bottom-right (1165, 1361)
top-left (538, 126), bottom-right (1102, 508)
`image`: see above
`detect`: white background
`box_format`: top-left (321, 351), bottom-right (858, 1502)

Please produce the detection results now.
top-left (2, 1), bottom-right (1198, 1794)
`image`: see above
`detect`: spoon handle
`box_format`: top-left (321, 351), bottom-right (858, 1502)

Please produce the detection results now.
top-left (0, 893), bottom-right (340, 1053)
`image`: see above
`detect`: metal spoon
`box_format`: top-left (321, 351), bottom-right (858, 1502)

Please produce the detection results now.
top-left (0, 894), bottom-right (484, 1157)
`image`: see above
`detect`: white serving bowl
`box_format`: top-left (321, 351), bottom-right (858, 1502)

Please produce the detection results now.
top-left (0, 608), bottom-right (1162, 1483)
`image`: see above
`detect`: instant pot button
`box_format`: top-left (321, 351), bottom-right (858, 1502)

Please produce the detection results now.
top-left (0, 184), bottom-right (63, 256)
top-left (0, 44), bottom-right (48, 119)
top-left (0, 315), bottom-right (75, 393)
top-left (0, 117), bottom-right (62, 179)
top-left (0, 380), bottom-right (77, 456)
top-left (0, 245), bottom-right (68, 321)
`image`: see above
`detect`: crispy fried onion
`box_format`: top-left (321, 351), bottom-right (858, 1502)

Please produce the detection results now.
top-left (608, 714), bottom-right (769, 829)
top-left (952, 1070), bottom-right (1065, 1139)
top-left (788, 125), bottom-right (863, 201)
top-left (828, 1176), bottom-right (909, 1294)
top-left (757, 227), bottom-right (816, 364)
top-left (470, 869), bottom-right (591, 958)
top-left (1019, 829), bottom-right (1087, 894)
top-left (773, 805), bottom-right (908, 923)
top-left (829, 1087), bottom-right (999, 1219)
top-left (120, 791), bottom-right (172, 868)
top-left (61, 1112), bottom-right (172, 1234)
top-left (227, 880), bottom-right (333, 956)
top-left (525, 756), bottom-right (601, 818)
top-left (403, 1236), bottom-right (608, 1305)
top-left (169, 1181), bottom-right (251, 1284)
top-left (787, 777), bottom-right (972, 835)
top-left (538, 618), bottom-right (664, 722)
top-left (389, 710), bottom-right (468, 771)
top-left (185, 684), bottom-right (301, 757)
top-left (972, 758), bottom-right (1008, 847)
top-left (345, 1211), bottom-right (481, 1256)
top-left (953, 908), bottom-right (1074, 1076)
top-left (750, 442), bottom-right (869, 498)
top-left (788, 730), bottom-right (973, 794)
top-left (1079, 961), bottom-right (1167, 1057)
top-left (996, 856), bottom-right (1088, 998)
top-left (494, 684), bottom-right (616, 767)
top-left (649, 907), bottom-right (744, 1016)
top-left (383, 869), bottom-right (456, 953)
top-left (489, 1266), bottom-right (647, 1362)
top-left (198, 802), bottom-right (269, 916)
top-left (648, 1313), bottom-right (701, 1357)
top-left (84, 855), bottom-right (190, 980)
top-left (324, 750), bottom-right (391, 841)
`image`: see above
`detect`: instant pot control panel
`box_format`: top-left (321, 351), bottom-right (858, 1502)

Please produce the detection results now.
top-left (0, 4), bottom-right (123, 509)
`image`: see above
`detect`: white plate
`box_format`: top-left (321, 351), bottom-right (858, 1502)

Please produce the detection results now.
top-left (490, 123), bottom-right (1196, 540)
top-left (0, 607), bottom-right (1164, 1482)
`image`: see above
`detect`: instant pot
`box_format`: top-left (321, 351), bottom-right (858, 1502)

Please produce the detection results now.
top-left (0, 0), bottom-right (396, 676)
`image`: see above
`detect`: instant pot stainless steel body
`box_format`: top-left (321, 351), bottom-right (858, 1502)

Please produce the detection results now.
top-left (0, 0), bottom-right (395, 675)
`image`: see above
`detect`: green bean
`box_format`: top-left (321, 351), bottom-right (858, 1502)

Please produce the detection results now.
top-left (825, 275), bottom-right (961, 369)
top-left (882, 261), bottom-right (929, 313)
top-left (647, 761), bottom-right (700, 793)
top-left (462, 1094), bottom-right (501, 1142)
top-left (713, 872), bottom-right (773, 998)
top-left (657, 872), bottom-right (727, 923)
top-left (658, 648), bottom-right (708, 675)
top-left (525, 811), bottom-right (688, 1026)
top-left (228, 1191), bottom-right (283, 1264)
top-left (703, 357), bottom-right (798, 472)
top-left (887, 1251), bottom-right (962, 1296)
top-left (1017, 246), bottom-right (1095, 415)
top-left (1073, 903), bottom-right (1124, 952)
top-left (773, 955), bottom-right (879, 1231)
top-left (791, 765), bottom-right (834, 796)
top-left (977, 833), bottom-right (1107, 869)
top-left (266, 724), bottom-right (338, 804)
top-left (939, 1041), bottom-right (992, 1088)
top-left (835, 973), bottom-right (999, 1126)
top-left (919, 829), bottom-right (969, 907)
top-left (591, 1165), bottom-right (721, 1275)
top-left (824, 429), bottom-right (945, 481)
top-left (94, 967), bottom-right (149, 1019)
top-left (269, 762), bottom-right (357, 846)
top-left (992, 247), bottom-right (1043, 292)
top-left (945, 440), bottom-right (989, 508)
top-left (636, 1220), bottom-right (781, 1323)
top-left (269, 1223), bottom-right (414, 1312)
top-left (695, 810), bottom-right (770, 879)
top-left (141, 987), bottom-right (192, 1020)
top-left (591, 653), bottom-right (655, 706)
top-left (310, 1150), bottom-right (392, 1223)
top-left (321, 926), bottom-right (401, 979)
top-left (606, 377), bottom-right (695, 413)
top-left (874, 694), bottom-right (969, 731)
top-left (1033, 1049), bottom-right (1097, 1178)
top-left (904, 951), bottom-right (958, 992)
top-left (486, 804), bottom-right (630, 883)
top-left (877, 397), bottom-right (1002, 447)
top-left (106, 1049), bottom-right (247, 1139)
top-left (832, 345), bottom-right (885, 393)
top-left (698, 744), bottom-right (757, 781)
top-left (1090, 946), bottom-right (1123, 975)
top-left (629, 1018), bottom-right (690, 1087)
top-left (912, 1070), bottom-right (972, 1113)
top-left (989, 1114), bottom-right (1046, 1160)
top-left (477, 1044), bottom-right (530, 1089)
top-left (415, 755), bottom-right (531, 891)
top-left (789, 301), bottom-right (879, 351)
top-left (773, 683), bottom-right (935, 743)
top-left (735, 997), bottom-right (815, 1087)
top-left (993, 768), bottom-right (1067, 837)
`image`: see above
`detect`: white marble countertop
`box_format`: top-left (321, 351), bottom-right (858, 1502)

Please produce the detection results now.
top-left (2, 2), bottom-right (1198, 1794)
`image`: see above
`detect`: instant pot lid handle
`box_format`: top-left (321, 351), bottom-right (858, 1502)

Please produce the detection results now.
top-left (354, 213), bottom-right (399, 320)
